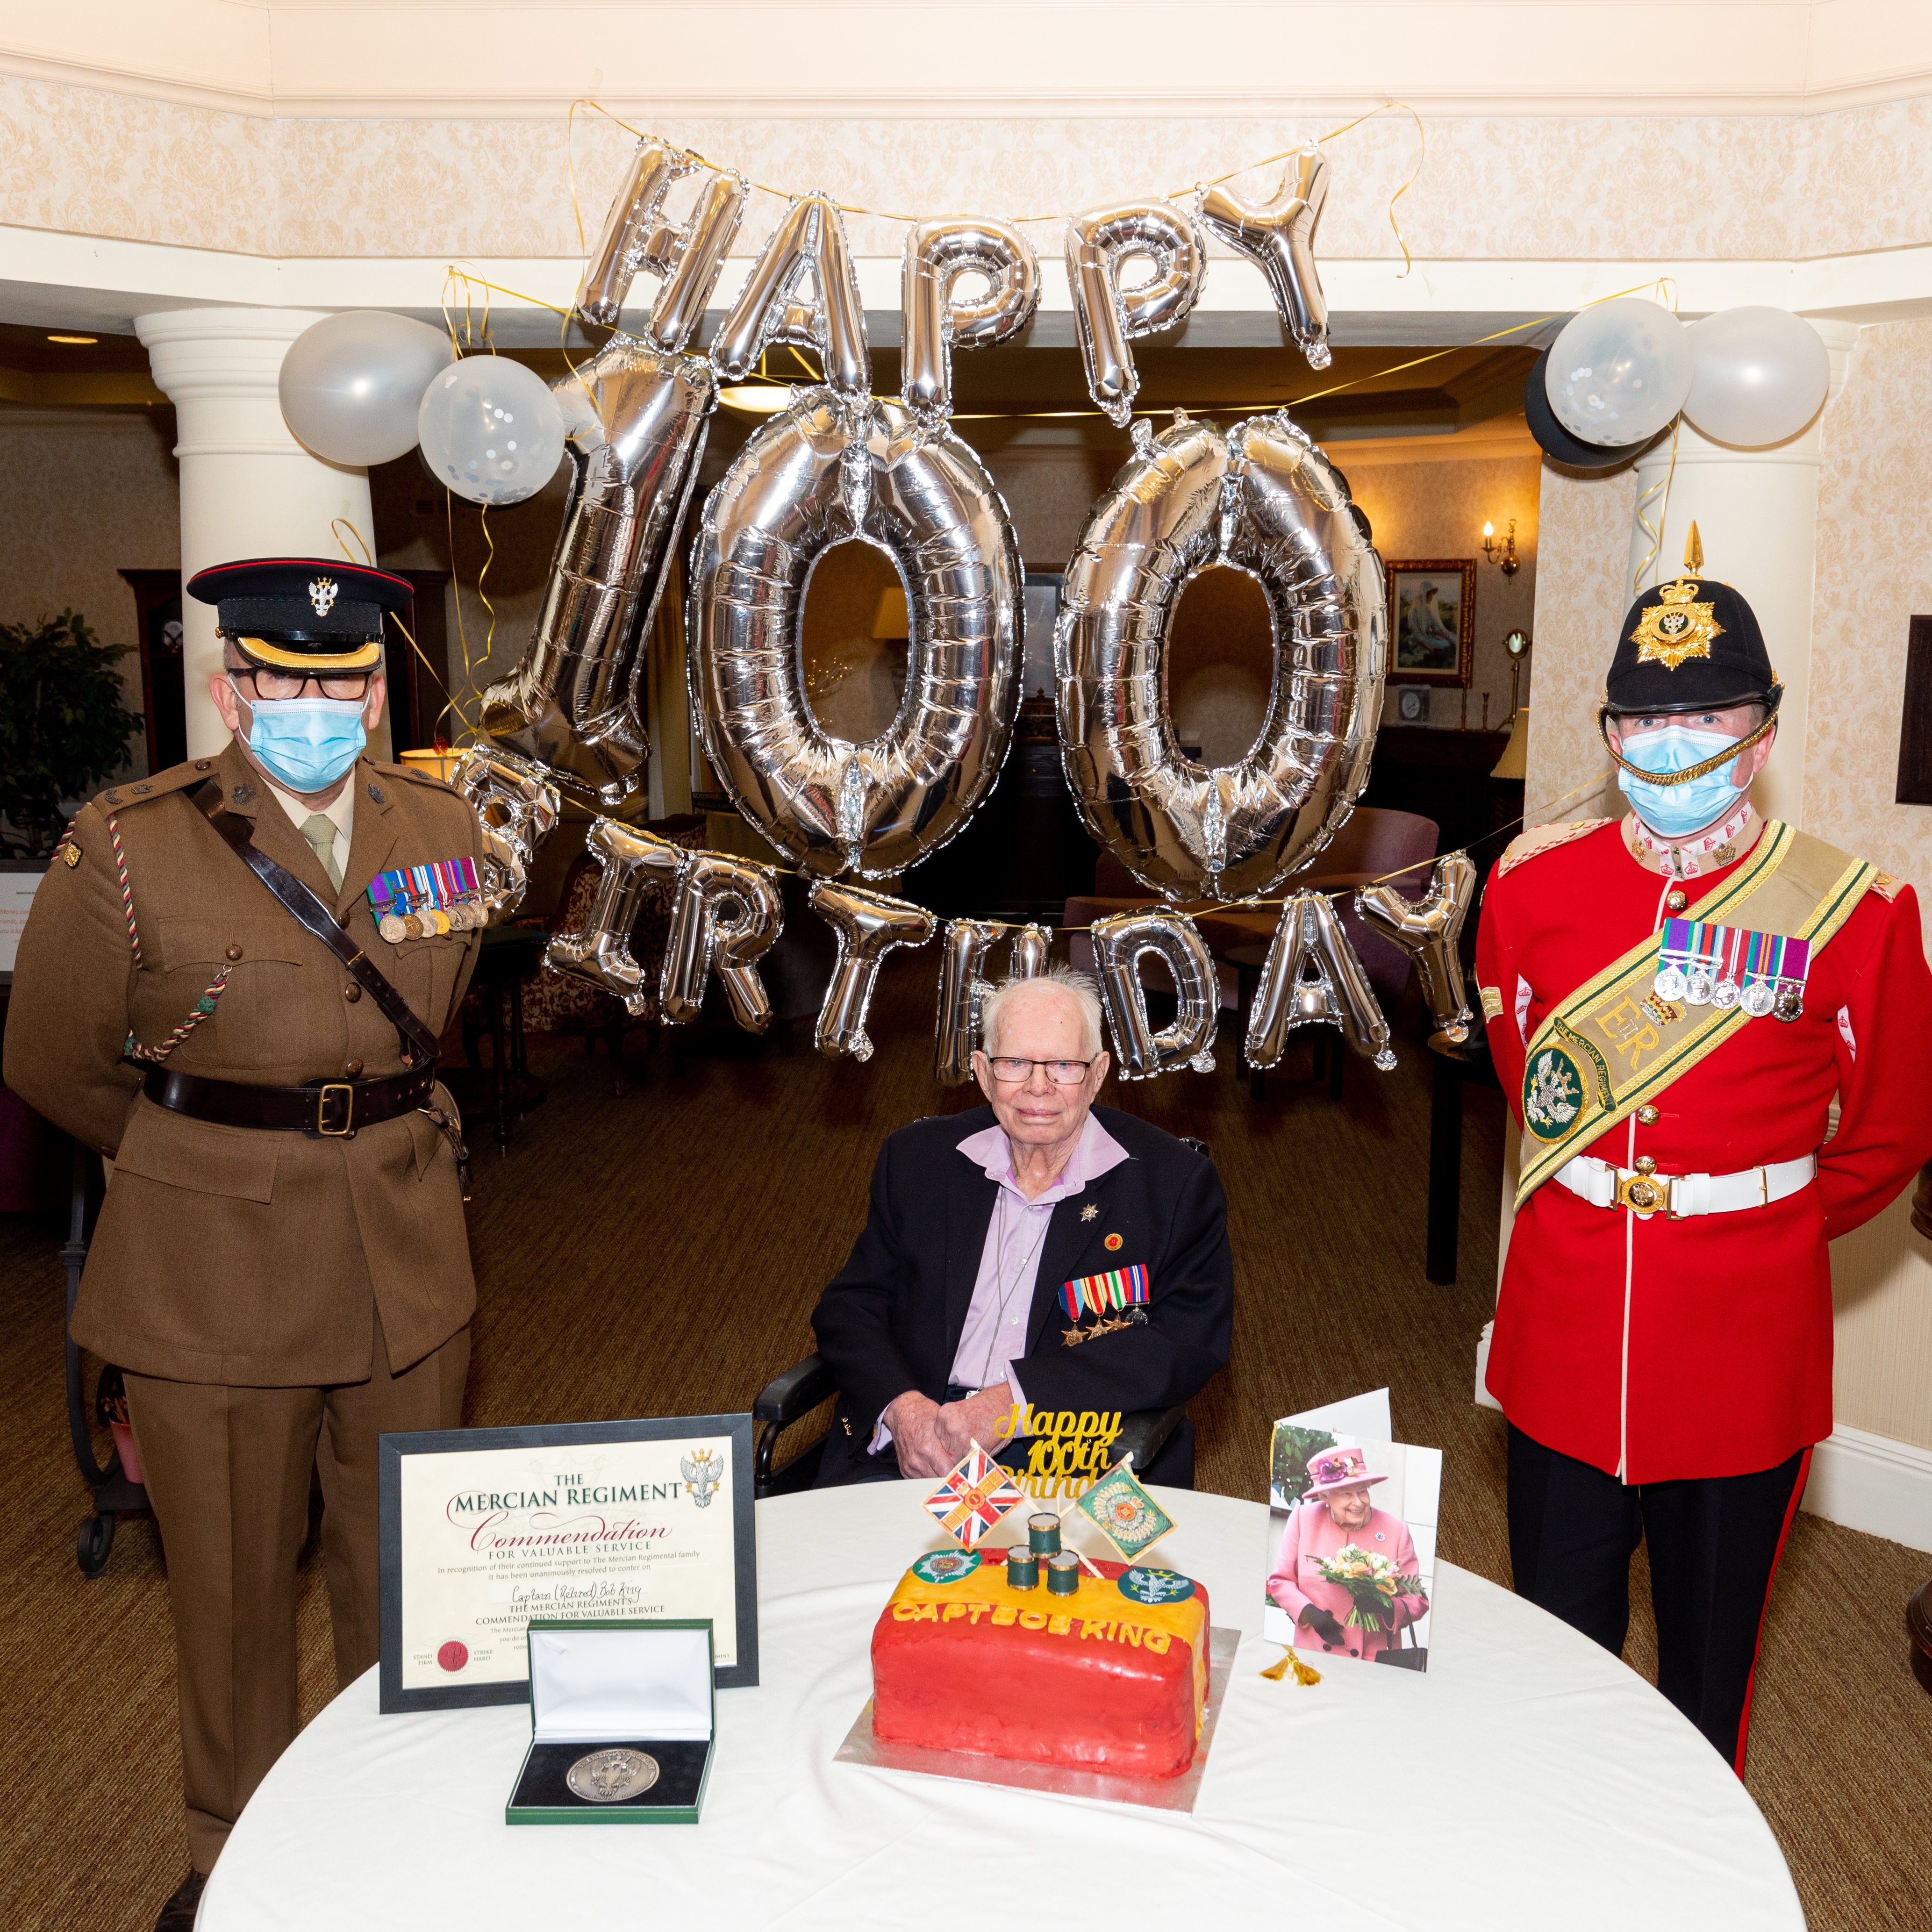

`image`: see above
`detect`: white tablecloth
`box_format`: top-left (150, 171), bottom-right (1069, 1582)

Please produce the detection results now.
top-left (200, 1484), bottom-right (1802, 1931)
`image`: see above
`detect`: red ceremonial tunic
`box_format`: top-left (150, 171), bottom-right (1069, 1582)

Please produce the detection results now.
top-left (1476, 815), bottom-right (1932, 1483)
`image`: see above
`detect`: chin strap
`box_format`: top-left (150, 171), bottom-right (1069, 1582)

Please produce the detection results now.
top-left (1596, 695), bottom-right (1781, 787)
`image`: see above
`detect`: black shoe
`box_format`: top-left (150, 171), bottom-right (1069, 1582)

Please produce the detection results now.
top-left (156, 1869), bottom-right (206, 1932)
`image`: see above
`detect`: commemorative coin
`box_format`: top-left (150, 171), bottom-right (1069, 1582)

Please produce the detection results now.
top-left (566, 1747), bottom-right (659, 1803)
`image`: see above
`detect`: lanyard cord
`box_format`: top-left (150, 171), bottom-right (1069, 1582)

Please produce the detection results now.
top-left (975, 1186), bottom-right (1055, 1391)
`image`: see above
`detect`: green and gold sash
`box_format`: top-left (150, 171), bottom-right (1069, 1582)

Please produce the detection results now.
top-left (1515, 822), bottom-right (1876, 1207)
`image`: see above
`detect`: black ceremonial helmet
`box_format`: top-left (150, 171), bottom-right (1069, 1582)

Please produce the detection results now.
top-left (185, 557), bottom-right (414, 673)
top-left (1597, 570), bottom-right (1782, 785)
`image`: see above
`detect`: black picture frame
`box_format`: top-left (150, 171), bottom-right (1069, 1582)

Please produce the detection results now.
top-left (1896, 615), bottom-right (1932, 805)
top-left (378, 1412), bottom-right (758, 1713)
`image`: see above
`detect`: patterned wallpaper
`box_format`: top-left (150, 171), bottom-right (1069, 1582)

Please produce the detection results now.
top-left (5, 76), bottom-right (1932, 262)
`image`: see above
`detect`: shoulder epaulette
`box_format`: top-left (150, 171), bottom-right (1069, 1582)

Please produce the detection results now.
top-left (375, 756), bottom-right (468, 797)
top-left (90, 759), bottom-right (220, 813)
top-left (1497, 816), bottom-right (1613, 879)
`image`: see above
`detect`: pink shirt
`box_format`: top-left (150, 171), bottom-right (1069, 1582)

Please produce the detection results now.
top-left (870, 1111), bottom-right (1130, 1451)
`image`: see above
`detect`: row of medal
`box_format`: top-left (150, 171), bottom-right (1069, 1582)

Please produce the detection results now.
top-left (368, 858), bottom-right (486, 942)
top-left (1653, 916), bottom-right (1810, 1021)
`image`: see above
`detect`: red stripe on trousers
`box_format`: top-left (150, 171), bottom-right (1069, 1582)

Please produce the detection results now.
top-left (1731, 1444), bottom-right (1813, 1778)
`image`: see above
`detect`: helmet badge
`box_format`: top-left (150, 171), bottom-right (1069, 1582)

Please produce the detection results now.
top-left (1628, 578), bottom-right (1723, 673)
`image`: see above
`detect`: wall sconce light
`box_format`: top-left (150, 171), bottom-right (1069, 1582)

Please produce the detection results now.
top-left (1482, 518), bottom-right (1520, 577)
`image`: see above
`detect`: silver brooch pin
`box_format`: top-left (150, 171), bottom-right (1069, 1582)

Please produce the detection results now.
top-left (1080, 1204), bottom-right (1097, 1221)
top-left (308, 576), bottom-right (339, 616)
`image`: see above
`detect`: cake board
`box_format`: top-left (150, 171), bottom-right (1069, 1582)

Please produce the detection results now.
top-left (833, 1626), bottom-right (1239, 1814)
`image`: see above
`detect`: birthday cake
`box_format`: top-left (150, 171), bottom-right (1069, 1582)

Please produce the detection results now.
top-left (869, 1542), bottom-right (1211, 1779)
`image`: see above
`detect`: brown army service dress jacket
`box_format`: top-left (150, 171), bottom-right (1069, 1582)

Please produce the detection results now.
top-left (4, 740), bottom-right (487, 1388)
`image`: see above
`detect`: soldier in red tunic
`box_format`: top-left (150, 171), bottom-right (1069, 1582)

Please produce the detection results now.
top-left (1475, 571), bottom-right (1932, 1772)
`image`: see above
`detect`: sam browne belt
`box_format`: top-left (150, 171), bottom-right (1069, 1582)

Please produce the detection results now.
top-left (1553, 1152), bottom-right (1816, 1219)
top-left (143, 1064), bottom-right (438, 1138)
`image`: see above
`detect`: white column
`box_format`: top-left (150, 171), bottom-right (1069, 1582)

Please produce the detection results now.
top-left (136, 308), bottom-right (388, 760)
top-left (1624, 319), bottom-right (1857, 830)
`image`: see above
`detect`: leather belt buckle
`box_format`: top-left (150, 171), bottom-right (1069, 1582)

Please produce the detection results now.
top-left (313, 1081), bottom-right (355, 1138)
top-left (1616, 1170), bottom-right (1667, 1218)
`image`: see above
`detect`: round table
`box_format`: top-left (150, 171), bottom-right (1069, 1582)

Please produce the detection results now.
top-left (200, 1485), bottom-right (1802, 1931)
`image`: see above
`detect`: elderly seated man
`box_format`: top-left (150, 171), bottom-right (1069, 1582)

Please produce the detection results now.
top-left (810, 966), bottom-right (1233, 1488)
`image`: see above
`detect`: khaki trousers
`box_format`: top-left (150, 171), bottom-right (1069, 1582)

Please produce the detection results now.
top-left (125, 1314), bottom-right (470, 1874)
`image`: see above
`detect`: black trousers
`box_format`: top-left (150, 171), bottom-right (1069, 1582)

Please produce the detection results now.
top-left (1507, 1424), bottom-right (1811, 1774)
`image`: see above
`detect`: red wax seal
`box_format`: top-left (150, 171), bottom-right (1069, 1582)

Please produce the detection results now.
top-left (437, 1640), bottom-right (469, 1673)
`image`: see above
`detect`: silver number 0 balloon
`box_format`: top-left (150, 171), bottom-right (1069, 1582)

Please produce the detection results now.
top-left (1057, 411), bottom-right (1386, 903)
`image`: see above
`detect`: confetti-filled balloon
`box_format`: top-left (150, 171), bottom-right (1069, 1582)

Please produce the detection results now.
top-left (418, 355), bottom-right (566, 506)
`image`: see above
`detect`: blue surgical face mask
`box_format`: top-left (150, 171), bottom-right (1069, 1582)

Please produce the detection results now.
top-left (1615, 722), bottom-right (1750, 840)
top-left (232, 679), bottom-right (368, 793)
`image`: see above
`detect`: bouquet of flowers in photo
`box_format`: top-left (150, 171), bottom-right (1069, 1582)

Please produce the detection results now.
top-left (1314, 1544), bottom-right (1428, 1634)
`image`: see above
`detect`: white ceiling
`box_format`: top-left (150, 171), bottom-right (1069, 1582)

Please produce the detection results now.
top-left (5, 0), bottom-right (1932, 118)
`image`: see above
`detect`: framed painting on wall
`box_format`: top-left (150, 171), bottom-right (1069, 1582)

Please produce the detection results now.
top-left (1387, 560), bottom-right (1476, 688)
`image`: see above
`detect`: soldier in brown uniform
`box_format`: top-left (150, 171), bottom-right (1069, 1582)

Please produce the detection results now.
top-left (4, 559), bottom-right (487, 1930)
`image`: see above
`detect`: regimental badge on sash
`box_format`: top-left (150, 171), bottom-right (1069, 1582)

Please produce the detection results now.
top-left (1653, 917), bottom-right (1808, 1021)
top-left (1059, 1264), bottom-right (1150, 1346)
top-left (368, 857), bottom-right (484, 941)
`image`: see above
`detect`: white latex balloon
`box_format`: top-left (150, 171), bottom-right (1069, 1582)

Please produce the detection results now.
top-left (417, 355), bottom-right (566, 506)
top-left (279, 312), bottom-right (454, 466)
top-left (1546, 298), bottom-right (1693, 449)
top-left (1684, 307), bottom-right (1831, 448)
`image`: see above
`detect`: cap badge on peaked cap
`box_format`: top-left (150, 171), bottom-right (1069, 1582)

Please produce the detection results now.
top-left (1629, 578), bottom-right (1724, 673)
top-left (309, 577), bottom-right (339, 617)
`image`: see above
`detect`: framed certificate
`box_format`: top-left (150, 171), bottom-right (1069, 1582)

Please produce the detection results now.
top-left (378, 1414), bottom-right (758, 1713)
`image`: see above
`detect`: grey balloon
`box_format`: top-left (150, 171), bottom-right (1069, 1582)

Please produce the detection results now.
top-left (1546, 298), bottom-right (1694, 450)
top-left (934, 917), bottom-right (1003, 1086)
top-left (1057, 411), bottom-right (1385, 903)
top-left (660, 851), bottom-right (784, 1032)
top-left (902, 217), bottom-right (1040, 424)
top-left (1355, 852), bottom-right (1477, 1042)
top-left (449, 747), bottom-right (560, 920)
top-left (279, 311), bottom-right (453, 467)
top-left (710, 193), bottom-right (870, 401)
top-left (808, 879), bottom-right (935, 1061)
top-left (545, 819), bottom-right (687, 1017)
top-left (687, 391), bottom-right (1024, 880)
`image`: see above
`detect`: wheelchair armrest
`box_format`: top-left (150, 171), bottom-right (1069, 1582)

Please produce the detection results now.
top-left (754, 1352), bottom-right (837, 1426)
top-left (1113, 1404), bottom-right (1187, 1474)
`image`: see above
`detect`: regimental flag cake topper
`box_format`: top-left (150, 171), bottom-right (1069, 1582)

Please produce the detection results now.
top-left (922, 1444), bottom-right (1026, 1551)
top-left (1077, 1458), bottom-right (1176, 1560)
top-left (1628, 577), bottom-right (1724, 672)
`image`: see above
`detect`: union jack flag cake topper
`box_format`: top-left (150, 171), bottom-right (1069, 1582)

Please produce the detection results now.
top-left (921, 1445), bottom-right (1026, 1550)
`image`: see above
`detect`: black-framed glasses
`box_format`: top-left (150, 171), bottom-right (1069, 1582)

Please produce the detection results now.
top-left (983, 1055), bottom-right (1098, 1086)
top-left (233, 668), bottom-right (374, 703)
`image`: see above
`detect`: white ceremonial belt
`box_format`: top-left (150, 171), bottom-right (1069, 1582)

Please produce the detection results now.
top-left (1553, 1153), bottom-right (1817, 1219)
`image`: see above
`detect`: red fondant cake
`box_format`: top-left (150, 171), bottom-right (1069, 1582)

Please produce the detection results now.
top-left (870, 1550), bottom-right (1210, 1778)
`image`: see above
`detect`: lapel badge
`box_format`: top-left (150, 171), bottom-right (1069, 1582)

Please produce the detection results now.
top-left (308, 576), bottom-right (339, 616)
top-left (1080, 1204), bottom-right (1097, 1222)
top-left (1104, 1232), bottom-right (1123, 1251)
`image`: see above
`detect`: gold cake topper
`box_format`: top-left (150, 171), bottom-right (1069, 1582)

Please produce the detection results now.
top-left (1629, 577), bottom-right (1724, 672)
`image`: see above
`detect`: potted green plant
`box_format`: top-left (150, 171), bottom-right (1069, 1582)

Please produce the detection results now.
top-left (0, 610), bottom-right (144, 859)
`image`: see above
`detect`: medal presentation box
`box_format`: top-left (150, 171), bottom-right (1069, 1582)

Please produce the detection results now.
top-left (507, 1619), bottom-right (716, 1825)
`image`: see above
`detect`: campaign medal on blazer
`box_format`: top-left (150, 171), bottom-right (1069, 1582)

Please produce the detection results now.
top-left (1654, 917), bottom-right (1809, 1024)
top-left (369, 857), bottom-right (483, 942)
top-left (1060, 1262), bottom-right (1150, 1346)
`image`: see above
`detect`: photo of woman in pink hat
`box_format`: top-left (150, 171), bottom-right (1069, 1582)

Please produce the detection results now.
top-left (1267, 1445), bottom-right (1431, 1665)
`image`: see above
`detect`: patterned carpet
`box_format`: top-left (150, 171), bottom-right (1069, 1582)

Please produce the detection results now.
top-left (0, 955), bottom-right (1927, 1929)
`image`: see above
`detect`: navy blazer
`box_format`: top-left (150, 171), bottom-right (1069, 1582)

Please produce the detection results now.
top-left (811, 1104), bottom-right (1233, 1481)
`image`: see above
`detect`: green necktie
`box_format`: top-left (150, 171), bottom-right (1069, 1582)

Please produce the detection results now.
top-left (301, 812), bottom-right (343, 893)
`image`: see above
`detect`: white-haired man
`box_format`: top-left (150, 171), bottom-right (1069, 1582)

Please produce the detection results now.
top-left (811, 966), bottom-right (1233, 1487)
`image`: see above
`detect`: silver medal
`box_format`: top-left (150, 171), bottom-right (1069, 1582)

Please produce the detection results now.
top-left (1740, 980), bottom-right (1775, 1018)
top-left (1712, 979), bottom-right (1741, 1010)
top-left (1686, 969), bottom-right (1716, 1006)
top-left (1774, 982), bottom-right (1804, 1022)
top-left (566, 1747), bottom-right (659, 1803)
top-left (1653, 966), bottom-right (1689, 1002)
